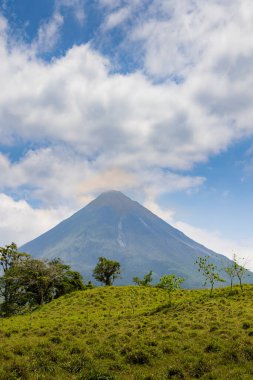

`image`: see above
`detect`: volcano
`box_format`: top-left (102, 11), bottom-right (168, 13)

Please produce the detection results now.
top-left (21, 190), bottom-right (233, 287)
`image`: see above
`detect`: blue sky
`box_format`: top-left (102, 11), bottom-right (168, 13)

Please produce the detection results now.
top-left (0, 0), bottom-right (253, 268)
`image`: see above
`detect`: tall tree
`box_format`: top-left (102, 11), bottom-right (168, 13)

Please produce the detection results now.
top-left (0, 243), bottom-right (29, 314)
top-left (92, 257), bottom-right (121, 286)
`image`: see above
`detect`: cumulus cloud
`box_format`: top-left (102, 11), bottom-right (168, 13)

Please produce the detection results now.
top-left (0, 38), bottom-right (240, 175)
top-left (0, 193), bottom-right (72, 246)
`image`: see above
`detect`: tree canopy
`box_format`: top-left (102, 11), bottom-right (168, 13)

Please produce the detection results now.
top-left (92, 257), bottom-right (121, 286)
top-left (0, 243), bottom-right (85, 316)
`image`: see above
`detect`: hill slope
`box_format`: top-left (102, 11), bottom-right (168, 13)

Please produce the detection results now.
top-left (1, 285), bottom-right (253, 379)
top-left (21, 190), bottom-right (232, 287)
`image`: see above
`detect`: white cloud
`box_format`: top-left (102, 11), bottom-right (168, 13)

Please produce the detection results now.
top-left (32, 0), bottom-right (85, 53)
top-left (104, 7), bottom-right (130, 30)
top-left (0, 148), bottom-right (204, 209)
top-left (34, 12), bottom-right (64, 53)
top-left (55, 0), bottom-right (85, 25)
top-left (0, 39), bottom-right (240, 174)
top-left (0, 193), bottom-right (71, 247)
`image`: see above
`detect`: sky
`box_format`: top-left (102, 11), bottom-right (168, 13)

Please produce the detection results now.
top-left (0, 0), bottom-right (253, 268)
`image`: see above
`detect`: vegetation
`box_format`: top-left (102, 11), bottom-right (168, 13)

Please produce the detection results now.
top-left (222, 255), bottom-right (248, 293)
top-left (157, 274), bottom-right (184, 305)
top-left (0, 243), bottom-right (84, 316)
top-left (1, 245), bottom-right (253, 379)
top-left (1, 285), bottom-right (253, 379)
top-left (195, 256), bottom-right (224, 296)
top-left (92, 257), bottom-right (121, 286)
top-left (232, 255), bottom-right (248, 292)
top-left (133, 270), bottom-right (153, 286)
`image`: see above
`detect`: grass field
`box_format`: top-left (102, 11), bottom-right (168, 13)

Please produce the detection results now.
top-left (1, 285), bottom-right (253, 379)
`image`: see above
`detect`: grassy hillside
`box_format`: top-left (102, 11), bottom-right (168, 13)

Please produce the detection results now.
top-left (1, 285), bottom-right (253, 379)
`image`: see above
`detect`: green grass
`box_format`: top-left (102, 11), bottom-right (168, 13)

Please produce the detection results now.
top-left (1, 285), bottom-right (253, 379)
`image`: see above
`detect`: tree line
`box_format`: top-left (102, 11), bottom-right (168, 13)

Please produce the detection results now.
top-left (0, 243), bottom-right (249, 316)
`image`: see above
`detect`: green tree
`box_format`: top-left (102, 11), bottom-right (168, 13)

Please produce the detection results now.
top-left (0, 243), bottom-right (30, 314)
top-left (9, 258), bottom-right (84, 306)
top-left (232, 254), bottom-right (248, 292)
top-left (222, 260), bottom-right (237, 292)
top-left (133, 270), bottom-right (153, 286)
top-left (0, 246), bottom-right (85, 316)
top-left (0, 242), bottom-right (29, 272)
top-left (48, 258), bottom-right (85, 298)
top-left (157, 274), bottom-right (184, 305)
top-left (195, 256), bottom-right (224, 297)
top-left (92, 257), bottom-right (121, 286)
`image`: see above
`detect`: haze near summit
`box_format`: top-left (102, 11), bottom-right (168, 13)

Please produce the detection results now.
top-left (0, 0), bottom-right (253, 268)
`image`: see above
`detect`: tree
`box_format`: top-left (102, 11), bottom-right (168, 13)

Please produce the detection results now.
top-left (195, 256), bottom-right (224, 297)
top-left (157, 274), bottom-right (184, 305)
top-left (133, 270), bottom-right (153, 286)
top-left (232, 254), bottom-right (248, 292)
top-left (48, 258), bottom-right (85, 298)
top-left (0, 245), bottom-right (85, 316)
top-left (223, 263), bottom-right (237, 292)
top-left (0, 243), bottom-right (30, 314)
top-left (92, 257), bottom-right (121, 286)
top-left (0, 242), bottom-right (29, 272)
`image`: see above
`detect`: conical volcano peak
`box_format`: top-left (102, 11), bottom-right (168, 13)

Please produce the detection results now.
top-left (97, 190), bottom-right (128, 199)
top-left (91, 190), bottom-right (137, 212)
